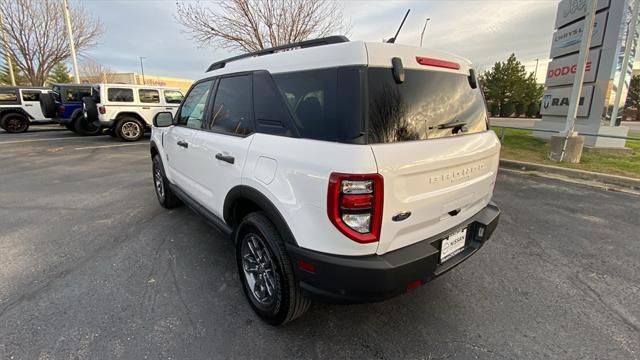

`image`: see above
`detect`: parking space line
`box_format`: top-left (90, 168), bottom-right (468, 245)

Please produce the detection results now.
top-left (74, 143), bottom-right (148, 150)
top-left (0, 137), bottom-right (88, 145)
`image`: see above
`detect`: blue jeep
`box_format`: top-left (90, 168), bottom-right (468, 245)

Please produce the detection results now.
top-left (42, 84), bottom-right (100, 135)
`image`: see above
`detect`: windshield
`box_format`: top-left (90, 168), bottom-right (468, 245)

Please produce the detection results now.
top-left (367, 68), bottom-right (488, 143)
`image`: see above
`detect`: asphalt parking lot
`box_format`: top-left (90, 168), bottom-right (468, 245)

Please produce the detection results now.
top-left (1, 126), bottom-right (639, 359)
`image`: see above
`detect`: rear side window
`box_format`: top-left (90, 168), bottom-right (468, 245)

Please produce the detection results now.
top-left (367, 68), bottom-right (488, 143)
top-left (164, 90), bottom-right (183, 104)
top-left (208, 75), bottom-right (254, 135)
top-left (177, 80), bottom-right (213, 129)
top-left (107, 88), bottom-right (134, 102)
top-left (139, 89), bottom-right (160, 103)
top-left (65, 88), bottom-right (91, 102)
top-left (271, 67), bottom-right (363, 143)
top-left (0, 89), bottom-right (18, 102)
top-left (21, 90), bottom-right (41, 101)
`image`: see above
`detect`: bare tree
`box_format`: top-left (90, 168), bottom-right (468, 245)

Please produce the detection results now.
top-left (0, 0), bottom-right (102, 86)
top-left (175, 0), bottom-right (350, 52)
top-left (79, 58), bottom-right (118, 83)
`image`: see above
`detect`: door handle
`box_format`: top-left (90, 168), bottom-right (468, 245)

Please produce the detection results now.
top-left (215, 153), bottom-right (235, 164)
top-left (25, 104), bottom-right (33, 106)
top-left (165, 108), bottom-right (173, 110)
top-left (177, 140), bottom-right (189, 148)
top-left (142, 107), bottom-right (150, 109)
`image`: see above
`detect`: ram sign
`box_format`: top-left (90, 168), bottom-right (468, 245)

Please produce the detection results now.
top-left (555, 0), bottom-right (610, 28)
top-left (545, 49), bottom-right (601, 87)
top-left (540, 85), bottom-right (594, 117)
top-left (550, 11), bottom-right (607, 58)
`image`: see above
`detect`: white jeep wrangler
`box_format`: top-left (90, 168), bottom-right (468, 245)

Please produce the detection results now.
top-left (0, 86), bottom-right (51, 133)
top-left (150, 36), bottom-right (501, 325)
top-left (82, 84), bottom-right (184, 141)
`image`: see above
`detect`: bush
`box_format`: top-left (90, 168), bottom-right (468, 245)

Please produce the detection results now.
top-left (500, 102), bottom-right (515, 117)
top-left (514, 103), bottom-right (527, 117)
top-left (527, 102), bottom-right (540, 118)
top-left (490, 103), bottom-right (500, 117)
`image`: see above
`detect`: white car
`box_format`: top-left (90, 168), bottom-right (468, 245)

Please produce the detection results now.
top-left (83, 84), bottom-right (184, 141)
top-left (0, 86), bottom-right (51, 133)
top-left (150, 36), bottom-right (501, 325)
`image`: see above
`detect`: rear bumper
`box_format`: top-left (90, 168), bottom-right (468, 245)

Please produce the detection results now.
top-left (286, 202), bottom-right (500, 304)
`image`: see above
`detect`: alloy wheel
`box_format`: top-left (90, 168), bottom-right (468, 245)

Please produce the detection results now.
top-left (121, 122), bottom-right (141, 139)
top-left (241, 233), bottom-right (277, 306)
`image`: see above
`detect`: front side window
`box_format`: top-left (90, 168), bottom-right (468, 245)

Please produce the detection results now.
top-left (164, 90), bottom-right (183, 104)
top-left (367, 68), bottom-right (488, 143)
top-left (139, 89), bottom-right (160, 103)
top-left (65, 88), bottom-right (91, 102)
top-left (107, 88), bottom-right (134, 102)
top-left (177, 80), bottom-right (212, 129)
top-left (0, 89), bottom-right (18, 102)
top-left (208, 75), bottom-right (254, 135)
top-left (21, 90), bottom-right (41, 101)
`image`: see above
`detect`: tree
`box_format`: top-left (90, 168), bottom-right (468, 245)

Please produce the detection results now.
top-left (49, 63), bottom-right (72, 84)
top-left (79, 58), bottom-right (118, 83)
top-left (482, 54), bottom-right (542, 118)
top-left (0, 0), bottom-right (102, 86)
top-left (624, 74), bottom-right (640, 121)
top-left (175, 0), bottom-right (350, 52)
top-left (0, 56), bottom-right (27, 85)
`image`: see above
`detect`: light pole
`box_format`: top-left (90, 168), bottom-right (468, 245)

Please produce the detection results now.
top-left (420, 18), bottom-right (431, 47)
top-left (0, 12), bottom-right (15, 86)
top-left (62, 0), bottom-right (80, 84)
top-left (139, 57), bottom-right (146, 85)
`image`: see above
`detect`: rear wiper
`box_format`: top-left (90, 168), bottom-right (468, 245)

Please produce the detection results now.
top-left (437, 121), bottom-right (467, 130)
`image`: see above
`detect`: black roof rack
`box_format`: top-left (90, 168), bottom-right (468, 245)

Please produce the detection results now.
top-left (206, 35), bottom-right (349, 72)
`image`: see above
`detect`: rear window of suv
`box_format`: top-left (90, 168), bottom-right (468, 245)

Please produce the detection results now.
top-left (367, 68), bottom-right (487, 143)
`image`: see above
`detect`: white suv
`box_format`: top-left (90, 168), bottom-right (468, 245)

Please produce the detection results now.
top-left (83, 84), bottom-right (184, 141)
top-left (150, 36), bottom-right (501, 325)
top-left (0, 86), bottom-right (51, 133)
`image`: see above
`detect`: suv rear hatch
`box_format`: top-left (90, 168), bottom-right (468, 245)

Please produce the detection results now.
top-left (365, 46), bottom-right (500, 255)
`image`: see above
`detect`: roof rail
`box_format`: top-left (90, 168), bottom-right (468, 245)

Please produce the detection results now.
top-left (206, 35), bottom-right (350, 72)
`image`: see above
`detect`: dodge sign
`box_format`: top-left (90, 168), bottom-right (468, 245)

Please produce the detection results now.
top-left (545, 49), bottom-right (601, 87)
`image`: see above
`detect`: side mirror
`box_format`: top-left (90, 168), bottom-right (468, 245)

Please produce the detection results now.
top-left (153, 112), bottom-right (173, 127)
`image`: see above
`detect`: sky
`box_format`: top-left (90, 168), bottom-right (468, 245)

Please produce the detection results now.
top-left (79, 0), bottom-right (562, 82)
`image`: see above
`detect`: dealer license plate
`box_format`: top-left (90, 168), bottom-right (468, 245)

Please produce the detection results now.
top-left (440, 228), bottom-right (467, 263)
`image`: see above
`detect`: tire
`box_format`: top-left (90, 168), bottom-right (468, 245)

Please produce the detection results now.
top-left (116, 117), bottom-right (144, 141)
top-left (39, 93), bottom-right (57, 118)
top-left (81, 97), bottom-right (99, 128)
top-left (74, 112), bottom-right (101, 136)
top-left (0, 113), bottom-right (29, 133)
top-left (152, 154), bottom-right (181, 209)
top-left (65, 122), bottom-right (78, 133)
top-left (236, 212), bottom-right (311, 325)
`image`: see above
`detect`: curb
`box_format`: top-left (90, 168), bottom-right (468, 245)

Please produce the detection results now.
top-left (499, 159), bottom-right (640, 191)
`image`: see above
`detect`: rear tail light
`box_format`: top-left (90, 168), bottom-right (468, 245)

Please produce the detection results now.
top-left (98, 106), bottom-right (106, 114)
top-left (57, 105), bottom-right (65, 114)
top-left (327, 173), bottom-right (383, 243)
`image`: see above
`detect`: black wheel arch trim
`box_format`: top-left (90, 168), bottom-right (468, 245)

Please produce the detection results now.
top-left (224, 185), bottom-right (298, 246)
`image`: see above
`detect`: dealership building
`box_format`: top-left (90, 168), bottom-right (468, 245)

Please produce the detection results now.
top-left (79, 73), bottom-right (193, 93)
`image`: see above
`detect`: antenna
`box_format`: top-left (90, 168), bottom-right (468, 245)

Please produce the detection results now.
top-left (420, 18), bottom-right (430, 47)
top-left (386, 9), bottom-right (410, 44)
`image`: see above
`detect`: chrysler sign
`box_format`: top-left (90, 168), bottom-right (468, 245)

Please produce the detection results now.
top-left (545, 49), bottom-right (601, 87)
top-left (540, 85), bottom-right (594, 117)
top-left (555, 0), bottom-right (610, 28)
top-left (550, 11), bottom-right (607, 58)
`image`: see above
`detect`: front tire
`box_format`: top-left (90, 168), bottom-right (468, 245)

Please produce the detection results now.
top-left (0, 113), bottom-right (29, 133)
top-left (116, 117), bottom-right (144, 141)
top-left (152, 154), bottom-right (181, 208)
top-left (236, 212), bottom-right (311, 325)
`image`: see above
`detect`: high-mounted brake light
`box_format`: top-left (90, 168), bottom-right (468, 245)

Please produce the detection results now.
top-left (416, 56), bottom-right (460, 70)
top-left (327, 173), bottom-right (383, 243)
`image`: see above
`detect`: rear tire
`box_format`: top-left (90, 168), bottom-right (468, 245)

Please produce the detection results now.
top-left (116, 117), bottom-right (144, 141)
top-left (236, 212), bottom-right (311, 325)
top-left (152, 154), bottom-right (181, 209)
top-left (64, 122), bottom-right (78, 133)
top-left (0, 113), bottom-right (29, 133)
top-left (74, 112), bottom-right (101, 136)
top-left (39, 93), bottom-right (57, 118)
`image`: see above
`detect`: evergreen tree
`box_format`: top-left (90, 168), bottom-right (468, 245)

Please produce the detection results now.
top-left (49, 63), bottom-right (72, 84)
top-left (0, 56), bottom-right (26, 85)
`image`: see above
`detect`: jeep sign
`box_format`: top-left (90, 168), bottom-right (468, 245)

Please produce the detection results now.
top-left (545, 49), bottom-right (601, 87)
top-left (550, 11), bottom-right (607, 58)
top-left (540, 85), bottom-right (594, 117)
top-left (555, 0), bottom-right (610, 28)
